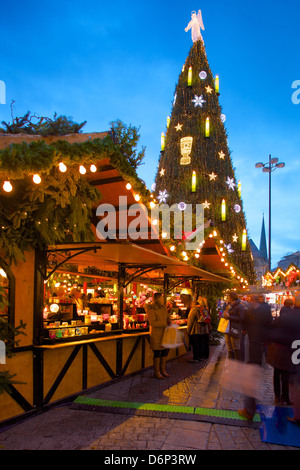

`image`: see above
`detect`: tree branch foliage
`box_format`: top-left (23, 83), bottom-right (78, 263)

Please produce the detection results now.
top-left (110, 120), bottom-right (145, 170)
top-left (0, 106), bottom-right (87, 136)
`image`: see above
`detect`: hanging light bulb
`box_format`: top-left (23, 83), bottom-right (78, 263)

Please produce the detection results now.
top-left (79, 165), bottom-right (86, 175)
top-left (188, 66), bottom-right (193, 86)
top-left (205, 117), bottom-right (210, 137)
top-left (191, 171), bottom-right (197, 192)
top-left (242, 229), bottom-right (247, 251)
top-left (134, 194), bottom-right (140, 202)
top-left (33, 174), bottom-right (41, 184)
top-left (126, 183), bottom-right (132, 190)
top-left (3, 181), bottom-right (12, 192)
top-left (59, 162), bottom-right (67, 173)
top-left (170, 245), bottom-right (176, 252)
top-left (90, 164), bottom-right (97, 173)
top-left (221, 199), bottom-right (226, 221)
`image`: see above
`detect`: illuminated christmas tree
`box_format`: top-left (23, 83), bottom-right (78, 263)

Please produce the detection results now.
top-left (154, 11), bottom-right (255, 282)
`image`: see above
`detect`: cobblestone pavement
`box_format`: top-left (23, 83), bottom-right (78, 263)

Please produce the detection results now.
top-left (0, 339), bottom-right (299, 451)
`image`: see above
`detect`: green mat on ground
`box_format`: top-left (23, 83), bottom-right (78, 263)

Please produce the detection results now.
top-left (72, 396), bottom-right (261, 425)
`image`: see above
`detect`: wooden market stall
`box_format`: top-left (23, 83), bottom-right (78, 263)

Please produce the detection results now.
top-left (0, 131), bottom-right (235, 426)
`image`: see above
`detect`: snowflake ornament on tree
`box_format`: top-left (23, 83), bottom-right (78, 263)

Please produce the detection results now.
top-left (192, 95), bottom-right (206, 108)
top-left (157, 189), bottom-right (169, 204)
top-left (225, 243), bottom-right (234, 254)
top-left (226, 177), bottom-right (236, 190)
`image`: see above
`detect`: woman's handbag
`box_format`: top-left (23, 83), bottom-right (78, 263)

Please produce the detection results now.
top-left (229, 325), bottom-right (240, 338)
top-left (217, 317), bottom-right (229, 333)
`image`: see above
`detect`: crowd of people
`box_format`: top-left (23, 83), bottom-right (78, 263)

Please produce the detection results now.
top-left (146, 289), bottom-right (300, 426)
top-left (221, 292), bottom-right (300, 424)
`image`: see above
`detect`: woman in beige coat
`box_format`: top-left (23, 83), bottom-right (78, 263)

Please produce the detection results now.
top-left (146, 292), bottom-right (171, 379)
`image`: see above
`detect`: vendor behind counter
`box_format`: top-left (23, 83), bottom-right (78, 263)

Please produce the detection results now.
top-left (46, 287), bottom-right (84, 322)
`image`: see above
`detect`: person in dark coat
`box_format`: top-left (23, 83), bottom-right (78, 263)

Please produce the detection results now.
top-left (238, 294), bottom-right (273, 420)
top-left (267, 298), bottom-right (296, 405)
top-left (266, 295), bottom-right (300, 424)
top-left (223, 292), bottom-right (245, 361)
top-left (187, 297), bottom-right (211, 362)
top-left (279, 298), bottom-right (294, 318)
top-left (288, 296), bottom-right (300, 424)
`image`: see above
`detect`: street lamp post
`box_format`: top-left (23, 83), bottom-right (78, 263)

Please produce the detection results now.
top-left (255, 155), bottom-right (285, 271)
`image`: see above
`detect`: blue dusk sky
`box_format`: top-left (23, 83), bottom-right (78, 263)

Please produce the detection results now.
top-left (1, 0), bottom-right (299, 269)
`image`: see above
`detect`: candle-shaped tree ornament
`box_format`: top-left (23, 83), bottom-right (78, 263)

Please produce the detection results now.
top-left (242, 229), bottom-right (247, 251)
top-left (161, 133), bottom-right (165, 151)
top-left (221, 199), bottom-right (226, 221)
top-left (215, 75), bottom-right (220, 94)
top-left (188, 66), bottom-right (193, 86)
top-left (167, 116), bottom-right (170, 128)
top-left (192, 171), bottom-right (197, 192)
top-left (205, 117), bottom-right (210, 137)
top-left (238, 181), bottom-right (242, 198)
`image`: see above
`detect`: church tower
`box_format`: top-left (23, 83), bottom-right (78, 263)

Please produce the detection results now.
top-left (259, 214), bottom-right (268, 263)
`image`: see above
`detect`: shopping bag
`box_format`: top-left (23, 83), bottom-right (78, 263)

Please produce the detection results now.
top-left (217, 317), bottom-right (229, 333)
top-left (161, 324), bottom-right (184, 349)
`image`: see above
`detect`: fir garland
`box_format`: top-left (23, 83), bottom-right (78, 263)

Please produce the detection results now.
top-left (0, 134), bottom-right (150, 263)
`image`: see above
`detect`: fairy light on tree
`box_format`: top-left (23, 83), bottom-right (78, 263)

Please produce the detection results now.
top-left (154, 9), bottom-right (255, 283)
top-left (3, 181), bottom-right (12, 192)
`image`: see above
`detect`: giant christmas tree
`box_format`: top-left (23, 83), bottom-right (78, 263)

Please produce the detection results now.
top-left (154, 10), bottom-right (255, 283)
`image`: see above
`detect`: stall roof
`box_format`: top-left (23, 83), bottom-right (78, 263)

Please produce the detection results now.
top-left (0, 132), bottom-right (238, 283)
top-left (198, 237), bottom-right (229, 273)
top-left (46, 241), bottom-right (233, 284)
top-left (86, 157), bottom-right (168, 256)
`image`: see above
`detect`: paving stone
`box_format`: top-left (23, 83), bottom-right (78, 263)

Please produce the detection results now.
top-left (1, 340), bottom-right (300, 450)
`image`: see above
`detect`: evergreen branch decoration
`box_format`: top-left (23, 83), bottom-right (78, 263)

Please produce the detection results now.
top-left (0, 122), bottom-right (150, 263)
top-left (110, 120), bottom-right (145, 170)
top-left (0, 108), bottom-right (87, 136)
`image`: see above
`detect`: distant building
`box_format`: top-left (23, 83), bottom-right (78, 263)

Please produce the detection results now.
top-left (249, 215), bottom-right (269, 282)
top-left (278, 252), bottom-right (300, 271)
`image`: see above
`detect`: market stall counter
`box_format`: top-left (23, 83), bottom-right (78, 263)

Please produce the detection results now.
top-left (33, 326), bottom-right (188, 407)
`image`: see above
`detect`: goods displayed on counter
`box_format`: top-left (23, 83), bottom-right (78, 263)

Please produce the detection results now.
top-left (43, 283), bottom-right (189, 343)
top-left (169, 297), bottom-right (188, 325)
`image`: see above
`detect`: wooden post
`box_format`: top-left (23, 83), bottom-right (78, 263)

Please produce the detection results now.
top-left (118, 263), bottom-right (126, 330)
